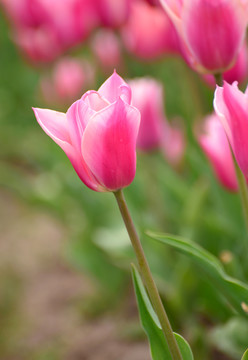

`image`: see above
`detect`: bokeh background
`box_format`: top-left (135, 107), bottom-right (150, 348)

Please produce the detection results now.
top-left (0, 1), bottom-right (248, 359)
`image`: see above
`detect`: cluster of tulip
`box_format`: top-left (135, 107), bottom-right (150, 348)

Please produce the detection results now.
top-left (3, 0), bottom-right (248, 359)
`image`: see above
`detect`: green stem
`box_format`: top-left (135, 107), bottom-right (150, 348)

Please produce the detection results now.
top-left (114, 189), bottom-right (183, 360)
top-left (214, 73), bottom-right (223, 86)
top-left (233, 154), bottom-right (248, 232)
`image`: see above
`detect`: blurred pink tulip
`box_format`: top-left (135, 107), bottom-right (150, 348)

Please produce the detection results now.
top-left (122, 0), bottom-right (180, 60)
top-left (34, 71), bottom-right (140, 192)
top-left (214, 81), bottom-right (248, 181)
top-left (95, 0), bottom-right (131, 28)
top-left (160, 0), bottom-right (248, 73)
top-left (40, 58), bottom-right (95, 105)
top-left (204, 42), bottom-right (248, 87)
top-left (91, 30), bottom-right (122, 72)
top-left (144, 0), bottom-right (161, 6)
top-left (1, 0), bottom-right (98, 62)
top-left (198, 114), bottom-right (238, 191)
top-left (160, 121), bottom-right (185, 167)
top-left (129, 77), bottom-right (185, 165)
top-left (129, 78), bottom-right (165, 150)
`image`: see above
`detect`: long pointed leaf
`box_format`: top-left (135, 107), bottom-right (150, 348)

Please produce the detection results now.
top-left (242, 349), bottom-right (248, 360)
top-left (132, 264), bottom-right (194, 360)
top-left (146, 231), bottom-right (248, 317)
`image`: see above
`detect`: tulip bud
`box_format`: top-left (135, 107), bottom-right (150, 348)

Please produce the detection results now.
top-left (214, 81), bottom-right (248, 181)
top-left (122, 0), bottom-right (180, 60)
top-left (203, 42), bottom-right (248, 87)
top-left (198, 114), bottom-right (238, 191)
top-left (91, 30), bottom-right (122, 73)
top-left (160, 120), bottom-right (185, 167)
top-left (1, 0), bottom-right (98, 63)
top-left (34, 71), bottom-right (140, 192)
top-left (129, 78), bottom-right (165, 150)
top-left (40, 57), bottom-right (95, 105)
top-left (160, 0), bottom-right (248, 74)
top-left (95, 0), bottom-right (131, 28)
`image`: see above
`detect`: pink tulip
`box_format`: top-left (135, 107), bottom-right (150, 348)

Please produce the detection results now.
top-left (214, 81), bottom-right (248, 181)
top-left (40, 58), bottom-right (95, 105)
top-left (160, 121), bottom-right (185, 167)
top-left (33, 71), bottom-right (140, 192)
top-left (121, 0), bottom-right (180, 60)
top-left (129, 77), bottom-right (185, 164)
top-left (1, 0), bottom-right (98, 62)
top-left (204, 42), bottom-right (248, 87)
top-left (129, 78), bottom-right (165, 150)
top-left (160, 0), bottom-right (248, 73)
top-left (91, 30), bottom-right (122, 72)
top-left (95, 0), bottom-right (131, 28)
top-left (15, 26), bottom-right (62, 63)
top-left (198, 114), bottom-right (238, 191)
top-left (0, 0), bottom-right (48, 27)
top-left (144, 0), bottom-right (160, 6)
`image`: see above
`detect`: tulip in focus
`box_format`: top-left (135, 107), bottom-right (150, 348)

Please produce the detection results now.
top-left (214, 81), bottom-right (248, 181)
top-left (40, 58), bottom-right (95, 105)
top-left (160, 0), bottom-right (248, 73)
top-left (198, 114), bottom-right (238, 192)
top-left (91, 30), bottom-right (122, 73)
top-left (122, 0), bottom-right (180, 60)
top-left (204, 42), bottom-right (248, 87)
top-left (34, 71), bottom-right (140, 192)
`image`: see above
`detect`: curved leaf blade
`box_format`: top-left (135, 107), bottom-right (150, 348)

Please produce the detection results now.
top-left (146, 231), bottom-right (248, 317)
top-left (242, 349), bottom-right (248, 360)
top-left (132, 264), bottom-right (194, 360)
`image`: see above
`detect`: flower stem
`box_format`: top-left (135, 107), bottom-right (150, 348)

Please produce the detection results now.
top-left (114, 189), bottom-right (183, 360)
top-left (214, 73), bottom-right (223, 86)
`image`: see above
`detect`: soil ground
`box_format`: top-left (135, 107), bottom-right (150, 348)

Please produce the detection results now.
top-left (0, 189), bottom-right (150, 360)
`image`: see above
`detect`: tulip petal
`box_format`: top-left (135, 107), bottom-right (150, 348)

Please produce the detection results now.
top-left (159, 0), bottom-right (183, 27)
top-left (199, 115), bottom-right (237, 191)
top-left (214, 82), bottom-right (248, 178)
top-left (214, 86), bottom-right (234, 147)
top-left (33, 107), bottom-right (71, 145)
top-left (82, 90), bottom-right (110, 111)
top-left (66, 99), bottom-right (95, 153)
top-left (222, 82), bottom-right (248, 176)
top-left (182, 0), bottom-right (246, 72)
top-left (82, 98), bottom-right (140, 191)
top-left (33, 107), bottom-right (102, 191)
top-left (98, 70), bottom-right (131, 104)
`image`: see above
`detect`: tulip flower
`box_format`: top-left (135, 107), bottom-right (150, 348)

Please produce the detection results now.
top-left (198, 114), bottom-right (238, 191)
top-left (160, 0), bottom-right (248, 73)
top-left (122, 0), bottom-right (180, 60)
top-left (40, 57), bottom-right (95, 105)
top-left (203, 42), bottom-right (248, 87)
top-left (1, 0), bottom-right (98, 62)
top-left (129, 77), bottom-right (185, 166)
top-left (95, 0), bottom-right (131, 28)
top-left (214, 81), bottom-right (248, 180)
top-left (33, 71), bottom-right (140, 192)
top-left (160, 121), bottom-right (185, 167)
top-left (129, 78), bottom-right (165, 150)
top-left (91, 30), bottom-right (122, 73)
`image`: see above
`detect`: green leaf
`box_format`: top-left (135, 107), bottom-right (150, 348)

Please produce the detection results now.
top-left (242, 349), bottom-right (248, 360)
top-left (146, 231), bottom-right (248, 317)
top-left (131, 264), bottom-right (194, 360)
